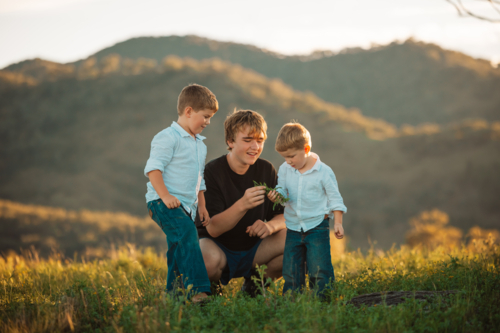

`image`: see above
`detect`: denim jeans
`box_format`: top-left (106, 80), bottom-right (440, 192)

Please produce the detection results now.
top-left (282, 218), bottom-right (335, 297)
top-left (147, 199), bottom-right (210, 296)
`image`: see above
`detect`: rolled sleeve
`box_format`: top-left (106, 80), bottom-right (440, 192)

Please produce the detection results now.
top-left (266, 163), bottom-right (284, 219)
top-left (144, 131), bottom-right (176, 177)
top-left (323, 167), bottom-right (347, 215)
top-left (276, 164), bottom-right (288, 199)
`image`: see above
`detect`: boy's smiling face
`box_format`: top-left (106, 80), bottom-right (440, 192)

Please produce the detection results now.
top-left (228, 126), bottom-right (265, 167)
top-left (184, 108), bottom-right (216, 136)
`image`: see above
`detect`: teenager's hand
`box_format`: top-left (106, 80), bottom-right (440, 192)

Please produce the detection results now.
top-left (162, 194), bottom-right (181, 209)
top-left (240, 186), bottom-right (266, 210)
top-left (267, 190), bottom-right (278, 203)
top-left (246, 219), bottom-right (272, 239)
top-left (198, 206), bottom-right (211, 227)
top-left (333, 222), bottom-right (344, 239)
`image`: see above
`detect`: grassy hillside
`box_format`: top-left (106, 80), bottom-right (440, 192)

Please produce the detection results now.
top-left (1, 55), bottom-right (499, 249)
top-left (43, 35), bottom-right (500, 126)
top-left (2, 196), bottom-right (497, 260)
top-left (1, 242), bottom-right (498, 332)
top-left (0, 199), bottom-right (162, 258)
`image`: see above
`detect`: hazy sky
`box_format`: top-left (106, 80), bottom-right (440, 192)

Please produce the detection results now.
top-left (1, 0), bottom-right (499, 68)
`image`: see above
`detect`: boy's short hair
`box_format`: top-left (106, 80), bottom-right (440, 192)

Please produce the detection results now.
top-left (177, 84), bottom-right (218, 115)
top-left (224, 109), bottom-right (268, 151)
top-left (275, 122), bottom-right (311, 152)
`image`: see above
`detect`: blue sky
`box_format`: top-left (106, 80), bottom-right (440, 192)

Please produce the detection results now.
top-left (0, 0), bottom-right (499, 68)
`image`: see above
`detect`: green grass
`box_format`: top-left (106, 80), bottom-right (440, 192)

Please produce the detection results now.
top-left (1, 244), bottom-right (499, 333)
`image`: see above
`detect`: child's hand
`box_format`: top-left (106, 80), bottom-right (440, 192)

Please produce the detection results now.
top-left (333, 222), bottom-right (344, 239)
top-left (267, 190), bottom-right (278, 203)
top-left (162, 194), bottom-right (181, 209)
top-left (198, 206), bottom-right (211, 227)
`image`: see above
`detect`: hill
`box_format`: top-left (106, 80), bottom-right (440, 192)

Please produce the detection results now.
top-left (1, 55), bottom-right (499, 249)
top-left (38, 35), bottom-right (500, 126)
top-left (0, 199), bottom-right (162, 257)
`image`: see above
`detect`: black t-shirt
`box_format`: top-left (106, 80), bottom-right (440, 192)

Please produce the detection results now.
top-left (196, 154), bottom-right (284, 251)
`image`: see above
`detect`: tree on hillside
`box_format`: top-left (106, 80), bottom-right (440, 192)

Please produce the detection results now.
top-left (446, 0), bottom-right (500, 22)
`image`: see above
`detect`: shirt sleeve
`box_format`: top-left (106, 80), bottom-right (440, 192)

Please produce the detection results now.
top-left (266, 163), bottom-right (285, 221)
top-left (144, 131), bottom-right (176, 177)
top-left (322, 167), bottom-right (347, 217)
top-left (276, 164), bottom-right (288, 203)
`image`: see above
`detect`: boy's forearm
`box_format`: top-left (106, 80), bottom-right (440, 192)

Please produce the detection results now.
top-left (206, 198), bottom-right (247, 238)
top-left (333, 210), bottom-right (343, 224)
top-left (266, 214), bottom-right (286, 234)
top-left (148, 170), bottom-right (171, 200)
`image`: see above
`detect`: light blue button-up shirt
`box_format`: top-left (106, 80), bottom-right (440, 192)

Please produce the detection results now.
top-left (144, 121), bottom-right (207, 220)
top-left (276, 153), bottom-right (347, 232)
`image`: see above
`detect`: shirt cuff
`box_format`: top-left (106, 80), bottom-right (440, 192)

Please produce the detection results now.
top-left (144, 159), bottom-right (165, 177)
top-left (276, 187), bottom-right (287, 197)
top-left (276, 188), bottom-right (290, 207)
top-left (328, 204), bottom-right (347, 219)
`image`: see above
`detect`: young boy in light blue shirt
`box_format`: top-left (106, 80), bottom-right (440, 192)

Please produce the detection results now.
top-left (145, 84), bottom-right (218, 303)
top-left (268, 122), bottom-right (346, 298)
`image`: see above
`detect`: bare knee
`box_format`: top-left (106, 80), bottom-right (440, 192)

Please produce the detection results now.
top-left (203, 253), bottom-right (222, 280)
top-left (200, 239), bottom-right (226, 281)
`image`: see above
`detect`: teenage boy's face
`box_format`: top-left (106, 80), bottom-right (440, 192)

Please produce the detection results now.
top-left (187, 108), bottom-right (216, 135)
top-left (228, 126), bottom-right (265, 166)
top-left (278, 147), bottom-right (308, 170)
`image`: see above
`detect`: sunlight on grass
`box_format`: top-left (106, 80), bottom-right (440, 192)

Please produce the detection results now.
top-left (1, 241), bottom-right (498, 332)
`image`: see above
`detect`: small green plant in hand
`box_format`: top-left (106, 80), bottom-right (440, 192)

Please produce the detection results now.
top-left (253, 180), bottom-right (290, 210)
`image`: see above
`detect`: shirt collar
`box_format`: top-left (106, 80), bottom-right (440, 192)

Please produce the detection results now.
top-left (171, 121), bottom-right (206, 141)
top-left (303, 152), bottom-right (322, 174)
top-left (309, 152), bottom-right (322, 171)
top-left (285, 152), bottom-right (322, 174)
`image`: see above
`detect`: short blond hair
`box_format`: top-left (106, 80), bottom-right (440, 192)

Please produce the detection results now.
top-left (224, 110), bottom-right (268, 151)
top-left (177, 84), bottom-right (218, 116)
top-left (275, 122), bottom-right (311, 152)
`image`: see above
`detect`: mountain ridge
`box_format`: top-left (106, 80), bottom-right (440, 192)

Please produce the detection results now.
top-left (4, 35), bottom-right (499, 127)
top-left (2, 54), bottom-right (498, 141)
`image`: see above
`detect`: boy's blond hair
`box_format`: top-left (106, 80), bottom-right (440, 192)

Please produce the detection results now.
top-left (224, 109), bottom-right (267, 151)
top-left (275, 122), bottom-right (311, 152)
top-left (177, 84), bottom-right (219, 115)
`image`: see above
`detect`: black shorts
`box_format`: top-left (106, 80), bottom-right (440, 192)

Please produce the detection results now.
top-left (200, 236), bottom-right (263, 285)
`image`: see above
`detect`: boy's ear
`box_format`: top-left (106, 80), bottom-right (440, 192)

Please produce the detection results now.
top-left (305, 145), bottom-right (311, 154)
top-left (227, 140), bottom-right (234, 149)
top-left (184, 106), bottom-right (193, 117)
